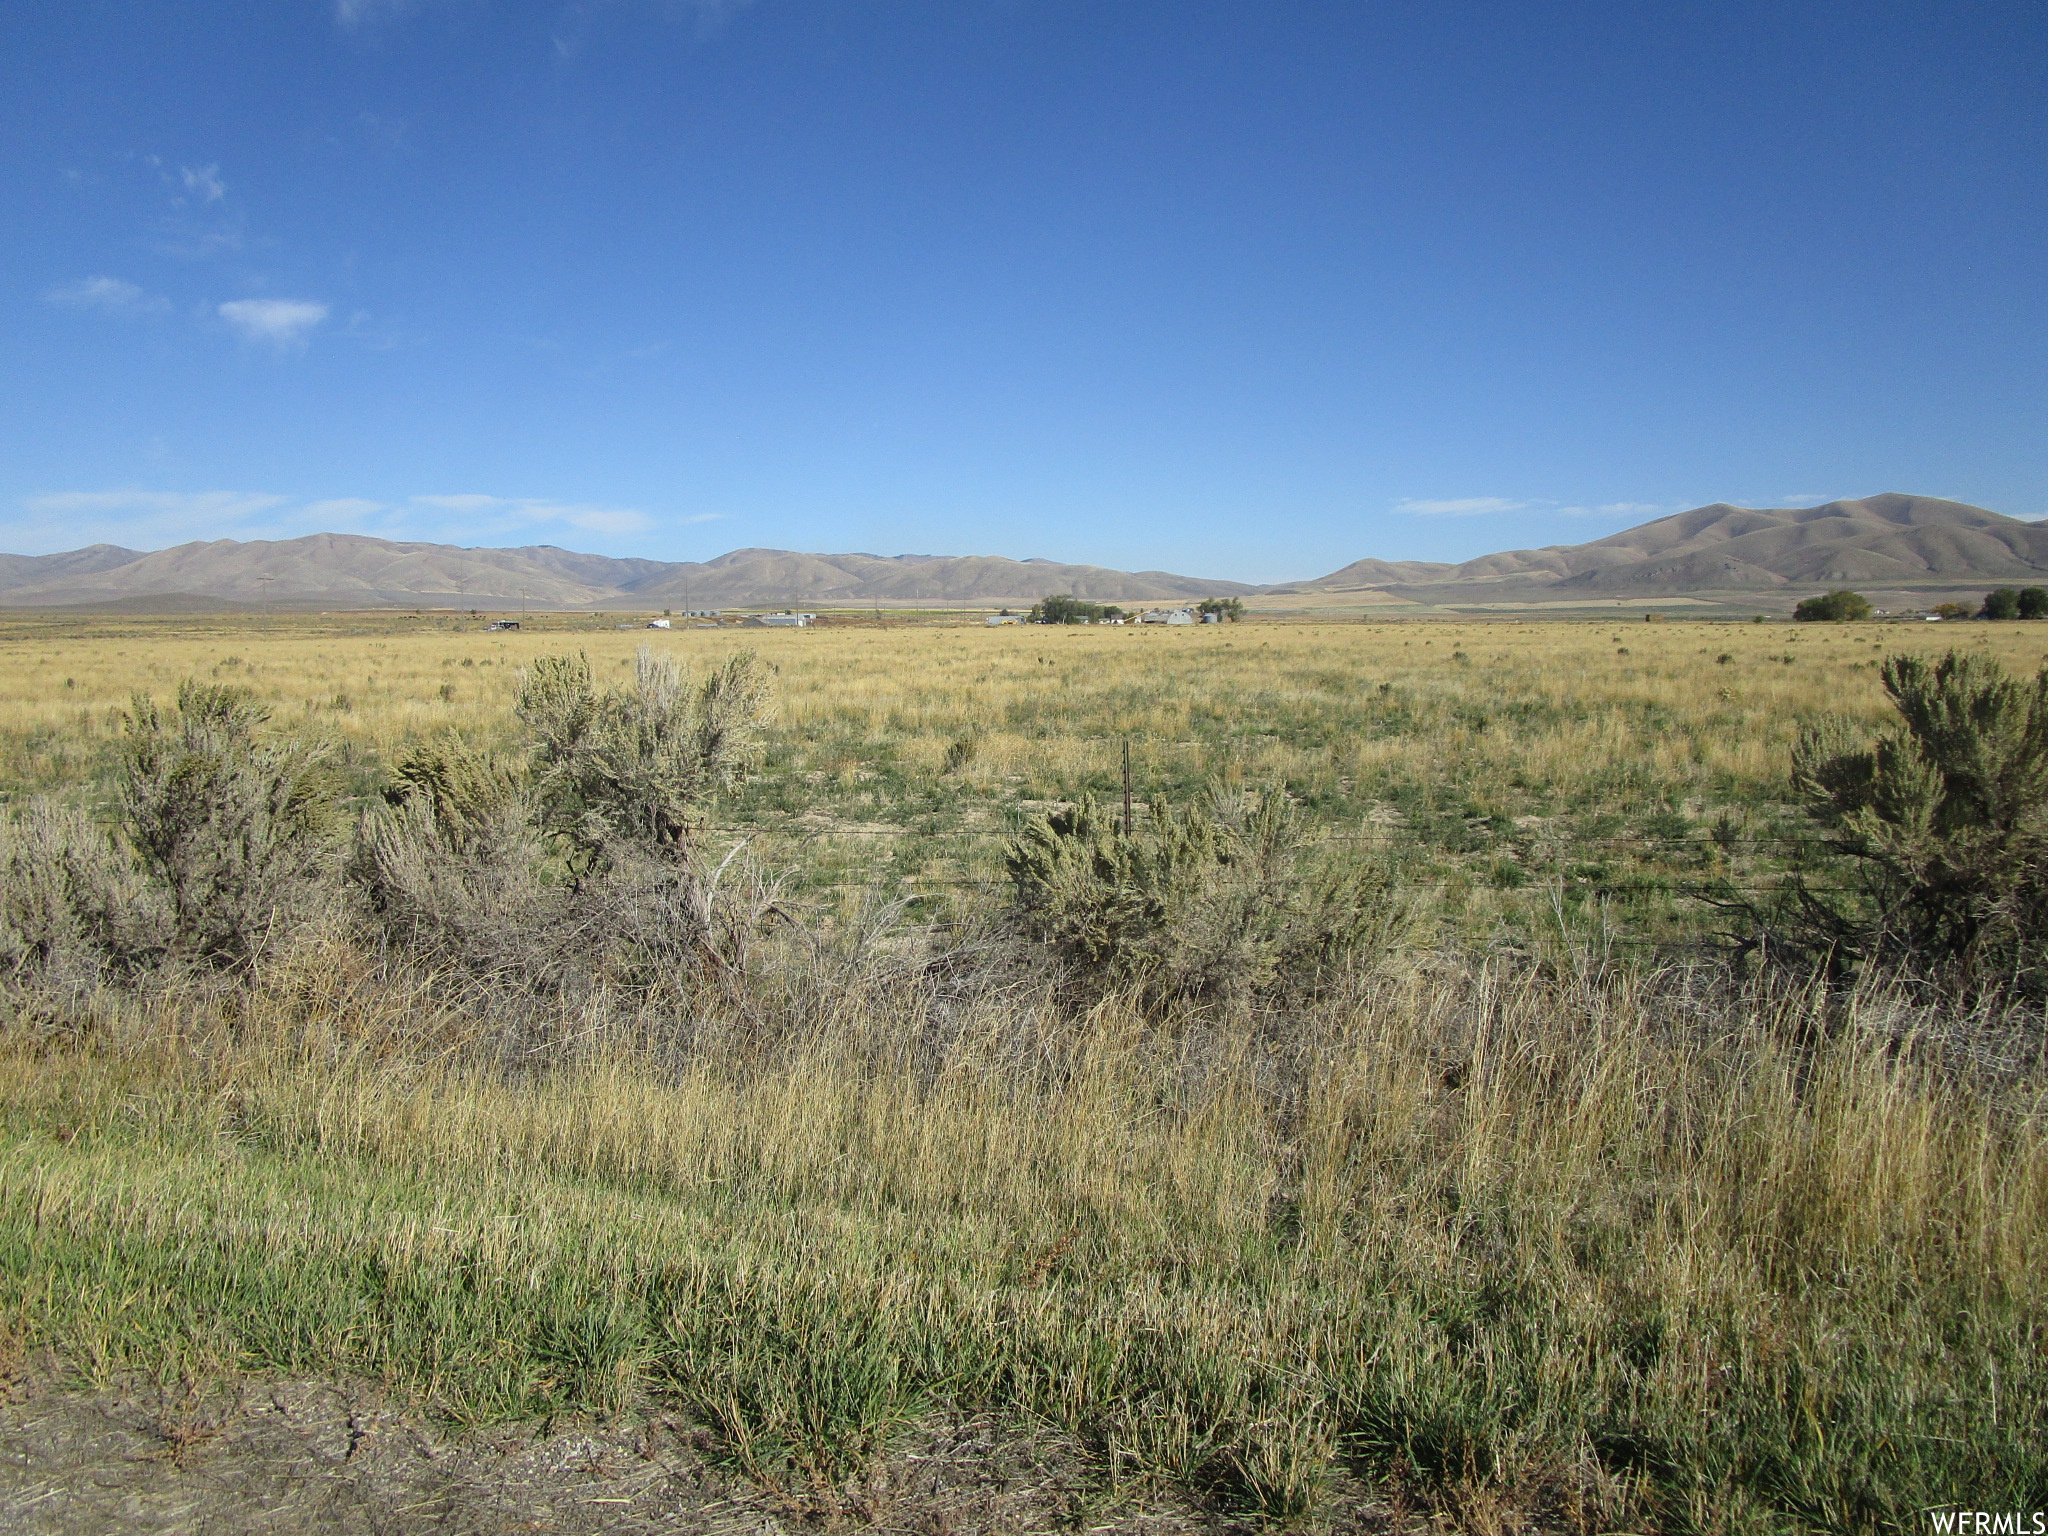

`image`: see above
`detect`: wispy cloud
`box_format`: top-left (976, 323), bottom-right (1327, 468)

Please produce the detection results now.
top-left (334, 0), bottom-right (414, 26)
top-left (1777, 492), bottom-right (1834, 507)
top-left (44, 276), bottom-right (171, 316)
top-left (13, 490), bottom-right (293, 552)
top-left (1550, 500), bottom-right (1679, 518)
top-left (179, 163), bottom-right (225, 204)
top-left (219, 298), bottom-right (329, 348)
top-left (300, 498), bottom-right (389, 526)
top-left (1401, 496), bottom-right (1687, 523)
top-left (350, 0), bottom-right (756, 43)
top-left (410, 494), bottom-right (503, 514)
top-left (6, 489), bottom-right (686, 557)
top-left (1394, 497), bottom-right (1528, 516)
top-left (409, 494), bottom-right (657, 535)
top-left (142, 155), bottom-right (245, 257)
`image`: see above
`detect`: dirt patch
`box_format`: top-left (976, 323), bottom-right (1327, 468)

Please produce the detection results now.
top-left (0, 1371), bottom-right (1419, 1534)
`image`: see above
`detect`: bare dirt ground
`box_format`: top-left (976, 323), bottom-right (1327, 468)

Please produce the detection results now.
top-left (0, 1369), bottom-right (1422, 1535)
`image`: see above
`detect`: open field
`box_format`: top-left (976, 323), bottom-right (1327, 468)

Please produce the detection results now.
top-left (2, 613), bottom-right (2045, 1532)
top-left (6, 609), bottom-right (2048, 940)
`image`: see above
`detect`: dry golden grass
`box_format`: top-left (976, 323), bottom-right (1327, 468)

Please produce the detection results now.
top-left (7, 608), bottom-right (2045, 934)
top-left (6, 609), bottom-right (2045, 770)
top-left (3, 610), bottom-right (2046, 1527)
top-left (4, 940), bottom-right (2042, 1528)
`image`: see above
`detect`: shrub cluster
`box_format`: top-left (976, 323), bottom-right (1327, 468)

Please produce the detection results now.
top-left (1, 650), bottom-right (780, 1003)
top-left (10, 640), bottom-right (2048, 1020)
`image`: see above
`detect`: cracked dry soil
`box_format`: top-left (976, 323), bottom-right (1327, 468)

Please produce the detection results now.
top-left (0, 1373), bottom-right (1419, 1535)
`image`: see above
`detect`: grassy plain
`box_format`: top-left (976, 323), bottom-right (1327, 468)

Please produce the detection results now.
top-left (6, 609), bottom-right (2047, 933)
top-left (2, 612), bottom-right (2046, 1531)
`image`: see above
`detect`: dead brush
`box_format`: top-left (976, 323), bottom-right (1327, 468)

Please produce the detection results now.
top-left (140, 1377), bottom-right (241, 1467)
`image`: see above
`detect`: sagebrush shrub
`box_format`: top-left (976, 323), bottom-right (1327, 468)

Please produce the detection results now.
top-left (518, 648), bottom-right (768, 866)
top-left (1006, 788), bottom-right (1398, 1008)
top-left (359, 663), bottom-right (781, 996)
top-left (118, 682), bottom-right (338, 963)
top-left (356, 738), bottom-right (553, 977)
top-left (0, 800), bottom-right (164, 984)
top-left (1788, 650), bottom-right (2048, 997)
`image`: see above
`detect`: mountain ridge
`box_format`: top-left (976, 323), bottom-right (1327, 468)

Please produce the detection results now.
top-left (2, 494), bottom-right (2040, 610)
top-left (0, 533), bottom-right (1256, 608)
top-left (1278, 494), bottom-right (2048, 601)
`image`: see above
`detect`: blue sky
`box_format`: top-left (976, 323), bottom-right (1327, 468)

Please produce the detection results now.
top-left (4, 1), bottom-right (2044, 581)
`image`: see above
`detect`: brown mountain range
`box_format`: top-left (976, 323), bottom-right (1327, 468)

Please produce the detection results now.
top-left (0, 533), bottom-right (1255, 609)
top-left (0, 494), bottom-right (2038, 612)
top-left (1279, 494), bottom-right (2048, 604)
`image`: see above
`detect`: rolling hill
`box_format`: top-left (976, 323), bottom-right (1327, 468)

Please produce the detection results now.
top-left (2, 495), bottom-right (2038, 613)
top-left (0, 533), bottom-right (1255, 609)
top-left (1280, 494), bottom-right (2048, 604)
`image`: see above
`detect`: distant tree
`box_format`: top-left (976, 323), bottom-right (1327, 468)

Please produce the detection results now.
top-left (1981, 588), bottom-right (2023, 620)
top-left (1030, 594), bottom-right (1122, 624)
top-left (1197, 597), bottom-right (1245, 622)
top-left (1933, 602), bottom-right (1974, 620)
top-left (2019, 588), bottom-right (2048, 620)
top-left (1793, 590), bottom-right (1873, 622)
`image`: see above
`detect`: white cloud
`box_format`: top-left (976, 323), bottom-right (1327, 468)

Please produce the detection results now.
top-left (411, 494), bottom-right (505, 513)
top-left (335, 0), bottom-right (413, 25)
top-left (560, 506), bottom-right (656, 535)
top-left (1553, 502), bottom-right (1677, 520)
top-left (218, 298), bottom-right (329, 348)
top-left (300, 498), bottom-right (388, 526)
top-left (1394, 497), bottom-right (1528, 516)
top-left (346, 0), bottom-right (754, 37)
top-left (409, 494), bottom-right (654, 535)
top-left (26, 490), bottom-right (286, 521)
top-left (1777, 492), bottom-right (1834, 507)
top-left (44, 276), bottom-right (170, 316)
top-left (180, 164), bottom-right (225, 203)
top-left (12, 490), bottom-right (291, 552)
top-left (5, 488), bottom-right (669, 557)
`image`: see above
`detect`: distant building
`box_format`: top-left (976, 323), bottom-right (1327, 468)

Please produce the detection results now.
top-left (646, 618), bottom-right (672, 629)
top-left (746, 612), bottom-right (816, 628)
top-left (485, 620), bottom-right (521, 631)
top-left (1137, 609), bottom-right (1197, 625)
